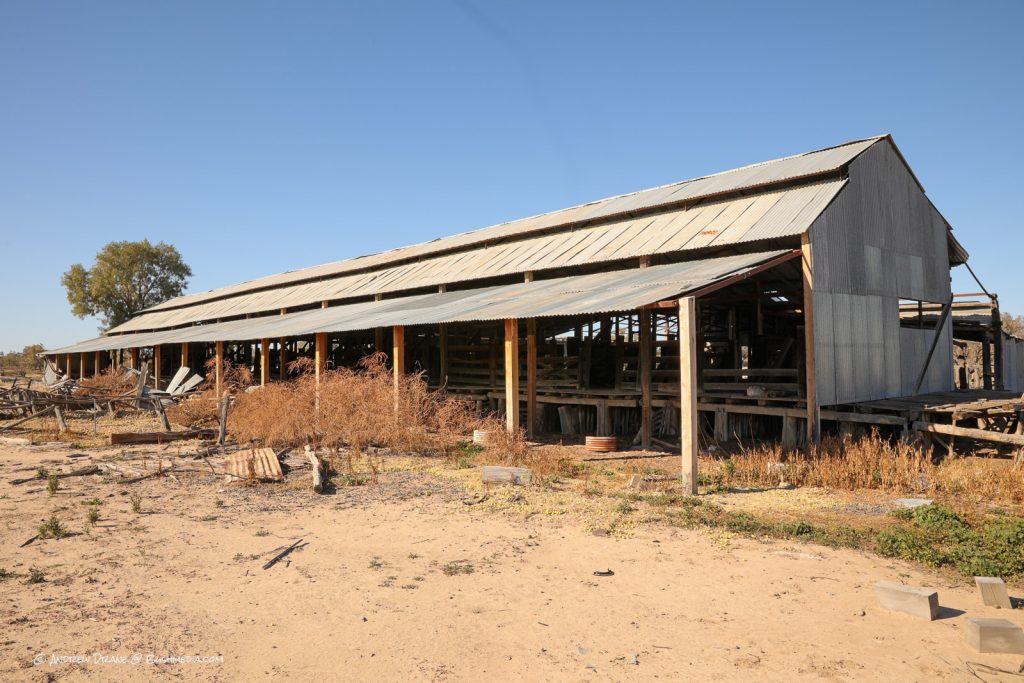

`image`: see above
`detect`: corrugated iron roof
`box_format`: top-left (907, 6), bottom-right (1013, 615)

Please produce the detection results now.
top-left (109, 180), bottom-right (842, 333)
top-left (133, 137), bottom-right (882, 318)
top-left (49, 250), bottom-right (790, 355)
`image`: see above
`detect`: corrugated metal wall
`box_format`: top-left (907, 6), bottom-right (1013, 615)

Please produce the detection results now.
top-left (810, 140), bottom-right (954, 405)
top-left (1002, 335), bottom-right (1024, 391)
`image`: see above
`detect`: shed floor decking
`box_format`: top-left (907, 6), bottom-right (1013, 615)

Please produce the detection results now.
top-left (837, 389), bottom-right (1024, 419)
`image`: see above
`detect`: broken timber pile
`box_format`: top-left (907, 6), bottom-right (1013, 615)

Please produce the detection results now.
top-left (224, 448), bottom-right (284, 483)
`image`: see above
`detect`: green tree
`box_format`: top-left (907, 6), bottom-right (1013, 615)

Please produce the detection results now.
top-left (61, 240), bottom-right (191, 331)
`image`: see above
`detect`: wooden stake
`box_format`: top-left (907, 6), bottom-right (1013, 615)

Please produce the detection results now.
top-left (79, 352), bottom-right (86, 380)
top-left (260, 338), bottom-right (270, 386)
top-left (94, 350), bottom-right (101, 377)
top-left (215, 341), bottom-right (224, 397)
top-left (801, 233), bottom-right (820, 444)
top-left (679, 296), bottom-right (698, 495)
top-left (315, 332), bottom-right (327, 384)
top-left (526, 319), bottom-right (537, 439)
top-left (129, 348), bottom-right (139, 370)
top-left (504, 319), bottom-right (520, 432)
top-left (181, 342), bottom-right (189, 369)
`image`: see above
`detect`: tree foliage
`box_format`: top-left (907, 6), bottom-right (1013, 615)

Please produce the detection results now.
top-left (1002, 312), bottom-right (1024, 339)
top-left (0, 343), bottom-right (46, 375)
top-left (61, 240), bottom-right (191, 331)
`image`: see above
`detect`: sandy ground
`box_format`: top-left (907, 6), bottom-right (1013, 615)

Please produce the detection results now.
top-left (1, 438), bottom-right (1023, 682)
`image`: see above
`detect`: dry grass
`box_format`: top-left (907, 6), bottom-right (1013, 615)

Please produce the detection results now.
top-left (229, 354), bottom-right (480, 459)
top-left (75, 368), bottom-right (135, 396)
top-left (705, 435), bottom-right (1024, 506)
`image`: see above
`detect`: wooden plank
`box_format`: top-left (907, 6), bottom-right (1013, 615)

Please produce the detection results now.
top-left (109, 429), bottom-right (216, 445)
top-left (393, 325), bottom-right (405, 414)
top-left (697, 402), bottom-right (805, 418)
top-left (679, 296), bottom-right (698, 495)
top-left (181, 342), bottom-right (189, 369)
top-left (802, 233), bottom-right (820, 443)
top-left (640, 308), bottom-right (653, 449)
top-left (913, 421), bottom-right (1024, 447)
top-left (526, 319), bottom-right (537, 439)
top-left (504, 319), bottom-right (520, 432)
top-left (819, 410), bottom-right (907, 427)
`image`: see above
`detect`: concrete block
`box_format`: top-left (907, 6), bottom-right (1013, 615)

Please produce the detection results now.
top-left (874, 581), bottom-right (940, 620)
top-left (482, 466), bottom-right (532, 486)
top-left (965, 618), bottom-right (1024, 654)
top-left (975, 577), bottom-right (1013, 609)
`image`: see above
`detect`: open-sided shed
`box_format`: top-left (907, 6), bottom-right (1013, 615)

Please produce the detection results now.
top-left (48, 135), bottom-right (973, 489)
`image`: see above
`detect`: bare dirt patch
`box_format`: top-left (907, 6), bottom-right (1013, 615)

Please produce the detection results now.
top-left (2, 440), bottom-right (1024, 681)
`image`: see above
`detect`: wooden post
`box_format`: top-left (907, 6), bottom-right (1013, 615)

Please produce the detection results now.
top-left (66, 353), bottom-right (73, 377)
top-left (640, 308), bottom-right (653, 449)
top-left (504, 319), bottom-right (520, 432)
top-left (439, 324), bottom-right (449, 386)
top-left (94, 351), bottom-right (101, 377)
top-left (153, 345), bottom-right (161, 389)
top-left (79, 352), bottom-right (86, 380)
top-left (992, 300), bottom-right (1004, 390)
top-left (215, 341), bottom-right (224, 397)
top-left (679, 296), bottom-right (698, 495)
top-left (129, 348), bottom-right (139, 370)
top-left (260, 338), bottom-right (270, 386)
top-left (526, 319), bottom-right (537, 438)
top-left (801, 233), bottom-right (820, 444)
top-left (393, 326), bottom-right (405, 414)
top-left (315, 332), bottom-right (327, 384)
top-left (279, 340), bottom-right (288, 380)
top-left (983, 335), bottom-right (993, 390)
top-left (181, 342), bottom-right (189, 368)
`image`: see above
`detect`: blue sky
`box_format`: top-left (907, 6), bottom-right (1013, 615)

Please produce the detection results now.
top-left (1, 1), bottom-right (1021, 351)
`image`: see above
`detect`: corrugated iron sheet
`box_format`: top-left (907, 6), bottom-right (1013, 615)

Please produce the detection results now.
top-left (110, 180), bottom-right (843, 333)
top-left (132, 137), bottom-right (880, 318)
top-left (49, 250), bottom-right (787, 355)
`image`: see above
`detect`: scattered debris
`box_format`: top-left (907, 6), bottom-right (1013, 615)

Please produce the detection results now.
top-left (593, 569), bottom-right (615, 577)
top-left (10, 465), bottom-right (101, 486)
top-left (462, 493), bottom-right (489, 506)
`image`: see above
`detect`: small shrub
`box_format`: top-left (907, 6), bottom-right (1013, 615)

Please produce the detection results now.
top-left (368, 556), bottom-right (385, 570)
top-left (0, 568), bottom-right (9, 581)
top-left (82, 498), bottom-right (103, 507)
top-left (255, 529), bottom-right (270, 537)
top-left (615, 499), bottom-right (636, 514)
top-left (214, 499), bottom-right (225, 508)
top-left (46, 474), bottom-right (59, 496)
top-left (38, 516), bottom-right (67, 539)
top-left (27, 567), bottom-right (45, 584)
top-left (129, 493), bottom-right (142, 514)
top-left (441, 560), bottom-right (474, 576)
top-left (86, 506), bottom-right (100, 527)
top-left (36, 467), bottom-right (48, 480)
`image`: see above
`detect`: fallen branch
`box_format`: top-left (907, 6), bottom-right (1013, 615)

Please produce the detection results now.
top-left (109, 429), bottom-right (216, 446)
top-left (262, 538), bottom-right (305, 570)
top-left (10, 465), bottom-right (101, 485)
top-left (305, 445), bottom-right (323, 493)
